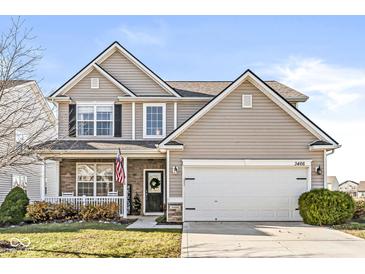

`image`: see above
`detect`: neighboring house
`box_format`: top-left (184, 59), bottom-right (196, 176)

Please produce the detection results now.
top-left (339, 180), bottom-right (359, 197)
top-left (357, 181), bottom-right (365, 198)
top-left (38, 41), bottom-right (340, 222)
top-left (327, 176), bottom-right (339, 191)
top-left (0, 81), bottom-right (57, 204)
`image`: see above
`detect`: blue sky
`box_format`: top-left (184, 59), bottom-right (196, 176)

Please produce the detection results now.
top-left (0, 16), bottom-right (364, 182)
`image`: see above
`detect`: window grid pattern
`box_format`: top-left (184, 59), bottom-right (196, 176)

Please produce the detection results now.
top-left (146, 106), bottom-right (163, 136)
top-left (77, 105), bottom-right (113, 136)
top-left (77, 163), bottom-right (114, 196)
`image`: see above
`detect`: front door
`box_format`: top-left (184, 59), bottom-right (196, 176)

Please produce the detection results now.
top-left (145, 170), bottom-right (164, 213)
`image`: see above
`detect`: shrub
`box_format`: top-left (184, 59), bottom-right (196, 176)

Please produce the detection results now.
top-left (26, 201), bottom-right (50, 222)
top-left (299, 189), bottom-right (355, 225)
top-left (27, 202), bottom-right (78, 222)
top-left (353, 199), bottom-right (365, 219)
top-left (0, 187), bottom-right (29, 225)
top-left (79, 203), bottom-right (119, 221)
top-left (49, 203), bottom-right (78, 221)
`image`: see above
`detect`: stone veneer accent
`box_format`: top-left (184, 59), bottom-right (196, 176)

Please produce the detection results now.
top-left (59, 158), bottom-right (166, 215)
top-left (167, 203), bottom-right (183, 223)
top-left (127, 159), bottom-right (166, 215)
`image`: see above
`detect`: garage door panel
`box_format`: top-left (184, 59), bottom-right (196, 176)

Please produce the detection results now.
top-left (184, 165), bottom-right (308, 221)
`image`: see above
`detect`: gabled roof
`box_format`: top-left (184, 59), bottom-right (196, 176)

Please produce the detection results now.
top-left (167, 80), bottom-right (308, 102)
top-left (339, 180), bottom-right (359, 186)
top-left (159, 69), bottom-right (339, 148)
top-left (49, 41), bottom-right (181, 98)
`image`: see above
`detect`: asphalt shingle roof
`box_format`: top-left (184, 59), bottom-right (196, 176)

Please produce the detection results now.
top-left (167, 80), bottom-right (309, 101)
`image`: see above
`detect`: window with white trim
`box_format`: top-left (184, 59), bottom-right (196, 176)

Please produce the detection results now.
top-left (77, 163), bottom-right (114, 196)
top-left (15, 129), bottom-right (28, 144)
top-left (242, 94), bottom-right (253, 108)
top-left (143, 103), bottom-right (166, 138)
top-left (77, 105), bottom-right (113, 137)
top-left (12, 174), bottom-right (27, 190)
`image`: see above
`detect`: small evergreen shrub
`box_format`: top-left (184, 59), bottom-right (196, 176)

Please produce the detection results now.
top-left (132, 193), bottom-right (142, 215)
top-left (353, 199), bottom-right (365, 220)
top-left (299, 189), bottom-right (355, 225)
top-left (0, 187), bottom-right (29, 225)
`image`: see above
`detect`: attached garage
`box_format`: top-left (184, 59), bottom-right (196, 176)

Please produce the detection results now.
top-left (183, 160), bottom-right (311, 221)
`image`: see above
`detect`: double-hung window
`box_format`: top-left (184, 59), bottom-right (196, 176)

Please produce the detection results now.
top-left (77, 105), bottom-right (113, 137)
top-left (143, 103), bottom-right (166, 138)
top-left (77, 163), bottom-right (114, 196)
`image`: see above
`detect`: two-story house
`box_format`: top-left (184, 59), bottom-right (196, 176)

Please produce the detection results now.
top-left (38, 41), bottom-right (340, 223)
top-left (0, 80), bottom-right (57, 204)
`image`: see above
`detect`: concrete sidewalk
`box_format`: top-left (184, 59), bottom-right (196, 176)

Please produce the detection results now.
top-left (182, 222), bottom-right (365, 258)
top-left (127, 216), bottom-right (182, 230)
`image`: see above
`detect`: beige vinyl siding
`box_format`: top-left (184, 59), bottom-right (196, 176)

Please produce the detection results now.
top-left (135, 102), bottom-right (175, 139)
top-left (177, 101), bottom-right (207, 127)
top-left (65, 69), bottom-right (124, 101)
top-left (121, 103), bottom-right (132, 139)
top-left (58, 102), bottom-right (69, 138)
top-left (169, 80), bottom-right (324, 197)
top-left (100, 51), bottom-right (169, 96)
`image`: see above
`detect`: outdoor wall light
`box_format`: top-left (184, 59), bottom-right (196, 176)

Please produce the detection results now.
top-left (172, 166), bottom-right (179, 175)
top-left (316, 165), bottom-right (322, 175)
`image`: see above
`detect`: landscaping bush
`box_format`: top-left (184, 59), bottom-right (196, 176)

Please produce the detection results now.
top-left (79, 203), bottom-right (119, 221)
top-left (299, 189), bottom-right (355, 225)
top-left (0, 187), bottom-right (29, 225)
top-left (49, 203), bottom-right (78, 221)
top-left (353, 199), bottom-right (365, 220)
top-left (26, 201), bottom-right (51, 222)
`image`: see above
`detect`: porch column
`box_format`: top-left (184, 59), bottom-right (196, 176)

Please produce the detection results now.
top-left (40, 160), bottom-right (46, 200)
top-left (123, 156), bottom-right (128, 218)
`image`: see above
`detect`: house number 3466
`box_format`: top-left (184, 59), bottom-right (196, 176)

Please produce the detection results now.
top-left (294, 161), bottom-right (305, 166)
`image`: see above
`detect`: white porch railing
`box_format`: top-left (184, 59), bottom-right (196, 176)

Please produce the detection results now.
top-left (44, 196), bottom-right (126, 217)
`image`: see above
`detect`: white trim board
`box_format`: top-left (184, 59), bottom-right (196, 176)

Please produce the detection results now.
top-left (159, 70), bottom-right (338, 147)
top-left (182, 159), bottom-right (312, 167)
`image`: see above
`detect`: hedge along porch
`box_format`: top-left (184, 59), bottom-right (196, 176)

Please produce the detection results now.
top-left (40, 153), bottom-right (166, 218)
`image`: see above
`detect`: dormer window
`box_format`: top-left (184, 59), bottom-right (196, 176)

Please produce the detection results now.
top-left (143, 103), bottom-right (166, 138)
top-left (91, 78), bottom-right (99, 89)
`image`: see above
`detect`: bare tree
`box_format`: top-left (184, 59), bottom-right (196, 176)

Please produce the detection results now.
top-left (0, 17), bottom-right (56, 169)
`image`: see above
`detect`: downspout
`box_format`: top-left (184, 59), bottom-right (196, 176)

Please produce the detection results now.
top-left (324, 149), bottom-right (335, 190)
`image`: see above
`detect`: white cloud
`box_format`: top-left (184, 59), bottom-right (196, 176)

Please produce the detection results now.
top-left (268, 57), bottom-right (365, 110)
top-left (106, 21), bottom-right (168, 47)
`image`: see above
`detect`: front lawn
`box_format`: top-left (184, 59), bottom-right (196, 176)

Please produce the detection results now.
top-left (333, 222), bottom-right (365, 240)
top-left (0, 222), bottom-right (181, 258)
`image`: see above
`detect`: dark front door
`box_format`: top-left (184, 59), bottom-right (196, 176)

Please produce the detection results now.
top-left (145, 170), bottom-right (164, 213)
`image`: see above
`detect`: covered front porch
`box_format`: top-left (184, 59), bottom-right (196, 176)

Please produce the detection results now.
top-left (38, 140), bottom-right (167, 218)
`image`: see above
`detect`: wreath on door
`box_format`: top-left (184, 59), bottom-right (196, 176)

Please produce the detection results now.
top-left (149, 177), bottom-right (161, 189)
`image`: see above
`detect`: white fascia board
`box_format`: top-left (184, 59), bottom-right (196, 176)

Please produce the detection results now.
top-left (92, 64), bottom-right (136, 97)
top-left (114, 43), bottom-right (181, 98)
top-left (48, 96), bottom-right (72, 102)
top-left (309, 144), bottom-right (341, 151)
top-left (158, 145), bottom-right (184, 151)
top-left (117, 96), bottom-right (211, 102)
top-left (182, 159), bottom-right (312, 167)
top-left (160, 70), bottom-right (337, 146)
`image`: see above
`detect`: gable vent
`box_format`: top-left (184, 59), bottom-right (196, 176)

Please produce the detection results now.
top-left (91, 78), bottom-right (99, 89)
top-left (242, 94), bottom-right (252, 108)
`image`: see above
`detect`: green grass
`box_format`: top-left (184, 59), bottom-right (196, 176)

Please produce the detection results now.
top-left (0, 222), bottom-right (181, 258)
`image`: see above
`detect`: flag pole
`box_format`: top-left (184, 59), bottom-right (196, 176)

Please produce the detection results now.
top-left (123, 154), bottom-right (128, 218)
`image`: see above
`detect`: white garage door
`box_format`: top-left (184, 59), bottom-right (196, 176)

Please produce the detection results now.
top-left (184, 164), bottom-right (309, 221)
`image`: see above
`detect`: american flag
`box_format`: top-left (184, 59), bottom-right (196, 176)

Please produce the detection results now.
top-left (115, 149), bottom-right (125, 184)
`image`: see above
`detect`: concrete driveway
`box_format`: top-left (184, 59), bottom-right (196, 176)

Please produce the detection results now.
top-left (182, 222), bottom-right (365, 258)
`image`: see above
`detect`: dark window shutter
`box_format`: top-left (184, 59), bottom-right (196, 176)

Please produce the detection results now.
top-left (114, 104), bottom-right (122, 137)
top-left (69, 104), bottom-right (76, 137)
